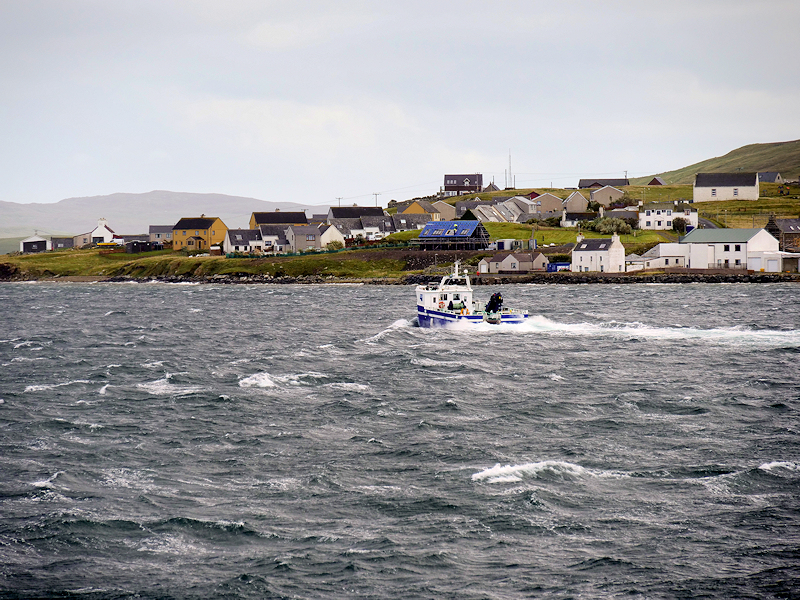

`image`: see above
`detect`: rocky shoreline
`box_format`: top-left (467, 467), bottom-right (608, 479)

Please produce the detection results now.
top-left (8, 271), bottom-right (798, 285)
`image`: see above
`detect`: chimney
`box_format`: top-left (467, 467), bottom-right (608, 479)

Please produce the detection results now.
top-left (612, 233), bottom-right (620, 243)
top-left (577, 234), bottom-right (584, 243)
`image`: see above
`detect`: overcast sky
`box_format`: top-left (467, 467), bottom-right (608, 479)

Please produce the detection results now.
top-left (2, 0), bottom-right (798, 205)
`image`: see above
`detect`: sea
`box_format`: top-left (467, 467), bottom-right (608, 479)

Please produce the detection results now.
top-left (1, 281), bottom-right (799, 599)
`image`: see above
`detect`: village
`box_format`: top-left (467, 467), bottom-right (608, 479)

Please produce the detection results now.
top-left (13, 171), bottom-right (800, 276)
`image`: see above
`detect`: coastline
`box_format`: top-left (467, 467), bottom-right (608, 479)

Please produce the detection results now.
top-left (4, 271), bottom-right (799, 285)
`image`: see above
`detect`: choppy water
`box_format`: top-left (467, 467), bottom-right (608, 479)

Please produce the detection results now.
top-left (1, 281), bottom-right (799, 599)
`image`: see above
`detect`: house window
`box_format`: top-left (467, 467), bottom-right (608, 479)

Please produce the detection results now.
top-left (734, 244), bottom-right (741, 251)
top-left (667, 210), bottom-right (672, 216)
top-left (733, 188), bottom-right (738, 197)
top-left (675, 259), bottom-right (679, 264)
top-left (511, 263), bottom-right (517, 269)
top-left (183, 231), bottom-right (187, 236)
top-left (724, 259), bottom-right (729, 267)
top-left (667, 221), bottom-right (672, 227)
top-left (735, 259), bottom-right (741, 266)
top-left (306, 235), bottom-right (316, 241)
top-left (656, 210), bottom-right (661, 215)
top-left (711, 189), bottom-right (717, 197)
top-left (724, 245), bottom-right (730, 251)
top-left (195, 230), bottom-right (199, 235)
top-left (657, 221), bottom-right (662, 227)
top-left (646, 210), bottom-right (651, 216)
top-left (155, 233), bottom-right (161, 239)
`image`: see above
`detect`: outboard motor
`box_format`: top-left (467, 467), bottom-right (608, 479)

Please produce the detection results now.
top-left (485, 292), bottom-right (503, 313)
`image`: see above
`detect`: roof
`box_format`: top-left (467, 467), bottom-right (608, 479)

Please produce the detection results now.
top-left (573, 238), bottom-right (616, 251)
top-left (758, 172), bottom-right (782, 182)
top-left (579, 178), bottom-right (629, 188)
top-left (564, 212), bottom-right (598, 221)
top-left (329, 206), bottom-right (385, 219)
top-left (643, 202), bottom-right (695, 211)
top-left (173, 217), bottom-right (218, 230)
top-left (287, 225), bottom-right (320, 235)
top-left (648, 177), bottom-right (666, 185)
top-left (483, 182), bottom-right (500, 192)
top-left (251, 211), bottom-right (308, 225)
top-left (591, 185), bottom-right (623, 194)
top-left (360, 215), bottom-right (396, 231)
top-left (149, 225), bottom-right (173, 234)
top-left (392, 213), bottom-right (431, 229)
top-left (486, 251), bottom-right (545, 263)
top-left (227, 228), bottom-right (262, 243)
top-left (694, 173), bottom-right (758, 187)
top-left (419, 220), bottom-right (481, 238)
top-left (327, 217), bottom-right (362, 235)
top-left (679, 228), bottom-right (765, 244)
top-left (775, 218), bottom-right (800, 233)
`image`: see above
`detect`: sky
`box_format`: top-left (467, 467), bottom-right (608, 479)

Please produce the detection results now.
top-left (1, 0), bottom-right (798, 206)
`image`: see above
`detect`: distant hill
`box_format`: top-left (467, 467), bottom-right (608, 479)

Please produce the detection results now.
top-left (0, 190), bottom-right (330, 239)
top-left (632, 139), bottom-right (800, 185)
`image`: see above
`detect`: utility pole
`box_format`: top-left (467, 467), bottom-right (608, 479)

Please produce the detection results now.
top-left (336, 197), bottom-right (342, 207)
top-left (373, 192), bottom-right (381, 207)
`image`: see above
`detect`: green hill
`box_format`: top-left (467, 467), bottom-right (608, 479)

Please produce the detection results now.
top-left (632, 139), bottom-right (800, 185)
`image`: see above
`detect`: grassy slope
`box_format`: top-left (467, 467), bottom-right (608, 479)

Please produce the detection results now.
top-left (631, 139), bottom-right (800, 185)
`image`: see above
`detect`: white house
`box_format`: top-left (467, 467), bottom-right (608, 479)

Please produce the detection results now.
top-left (73, 218), bottom-right (117, 247)
top-left (693, 173), bottom-right (759, 202)
top-left (679, 228), bottom-right (779, 270)
top-left (223, 229), bottom-right (265, 254)
top-left (570, 234), bottom-right (626, 273)
top-left (319, 224), bottom-right (346, 248)
top-left (639, 204), bottom-right (699, 231)
top-left (626, 243), bottom-right (688, 271)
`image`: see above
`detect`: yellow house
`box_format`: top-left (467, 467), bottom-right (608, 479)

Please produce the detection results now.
top-left (400, 200), bottom-right (442, 220)
top-left (172, 215), bottom-right (228, 250)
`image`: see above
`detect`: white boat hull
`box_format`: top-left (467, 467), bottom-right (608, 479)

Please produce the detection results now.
top-left (416, 306), bottom-right (528, 328)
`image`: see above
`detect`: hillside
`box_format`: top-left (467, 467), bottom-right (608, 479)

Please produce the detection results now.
top-left (0, 190), bottom-right (328, 239)
top-left (631, 140), bottom-right (800, 185)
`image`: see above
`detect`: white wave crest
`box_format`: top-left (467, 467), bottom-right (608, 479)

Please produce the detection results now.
top-left (500, 315), bottom-right (800, 348)
top-left (137, 375), bottom-right (203, 396)
top-left (25, 380), bottom-right (91, 392)
top-left (759, 461), bottom-right (800, 473)
top-left (472, 460), bottom-right (619, 483)
top-left (359, 319), bottom-right (414, 343)
top-left (239, 372), bottom-right (276, 388)
top-left (239, 371), bottom-right (329, 389)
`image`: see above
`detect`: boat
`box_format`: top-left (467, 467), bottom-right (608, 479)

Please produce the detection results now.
top-left (415, 260), bottom-right (529, 327)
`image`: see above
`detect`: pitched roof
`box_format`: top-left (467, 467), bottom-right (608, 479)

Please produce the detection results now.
top-left (149, 225), bottom-right (173, 234)
top-left (173, 217), bottom-right (218, 230)
top-left (227, 228), bottom-right (262, 243)
top-left (774, 218), bottom-right (800, 233)
top-left (578, 178), bottom-right (629, 188)
top-left (679, 228), bottom-right (765, 243)
top-left (564, 212), bottom-right (598, 221)
top-left (573, 238), bottom-right (616, 251)
top-left (329, 206), bottom-right (385, 219)
top-left (391, 213), bottom-right (431, 229)
top-left (251, 211), bottom-right (308, 225)
top-left (694, 173), bottom-right (758, 187)
top-left (419, 220), bottom-right (481, 238)
top-left (360, 215), bottom-right (396, 231)
top-left (328, 217), bottom-right (362, 235)
top-left (648, 177), bottom-right (666, 185)
top-left (758, 172), bottom-right (782, 182)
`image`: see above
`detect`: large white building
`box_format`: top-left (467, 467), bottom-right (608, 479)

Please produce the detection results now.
top-left (570, 234), bottom-right (626, 273)
top-left (639, 204), bottom-right (699, 231)
top-left (679, 228), bottom-right (779, 270)
top-left (693, 173), bottom-right (759, 202)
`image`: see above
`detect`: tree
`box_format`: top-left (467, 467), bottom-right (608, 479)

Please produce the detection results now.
top-left (672, 217), bottom-right (688, 234)
top-left (326, 240), bottom-right (344, 251)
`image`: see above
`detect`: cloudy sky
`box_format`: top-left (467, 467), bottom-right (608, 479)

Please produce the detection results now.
top-left (2, 0), bottom-right (798, 205)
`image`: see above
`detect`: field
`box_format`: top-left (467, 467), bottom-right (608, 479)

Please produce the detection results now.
top-left (630, 139), bottom-right (800, 184)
